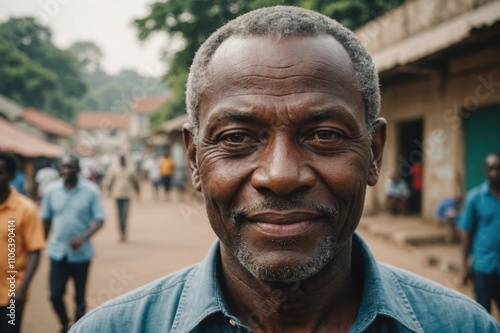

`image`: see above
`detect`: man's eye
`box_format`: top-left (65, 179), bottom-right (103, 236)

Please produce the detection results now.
top-left (227, 133), bottom-right (246, 143)
top-left (314, 130), bottom-right (338, 140)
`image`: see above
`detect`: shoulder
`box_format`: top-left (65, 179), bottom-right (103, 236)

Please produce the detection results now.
top-left (381, 264), bottom-right (499, 331)
top-left (15, 193), bottom-right (38, 214)
top-left (465, 183), bottom-right (487, 202)
top-left (79, 178), bottom-right (101, 194)
top-left (70, 265), bottom-right (197, 332)
top-left (44, 180), bottom-right (62, 195)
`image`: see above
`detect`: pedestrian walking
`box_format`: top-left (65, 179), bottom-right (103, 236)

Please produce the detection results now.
top-left (71, 7), bottom-right (498, 332)
top-left (459, 152), bottom-right (500, 313)
top-left (159, 149), bottom-right (174, 200)
top-left (385, 172), bottom-right (410, 215)
top-left (0, 152), bottom-right (45, 333)
top-left (103, 155), bottom-right (140, 242)
top-left (10, 169), bottom-right (26, 196)
top-left (40, 154), bottom-right (105, 332)
top-left (143, 155), bottom-right (161, 199)
top-left (35, 161), bottom-right (59, 201)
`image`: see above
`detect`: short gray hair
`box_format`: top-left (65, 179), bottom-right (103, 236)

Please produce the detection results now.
top-left (186, 6), bottom-right (380, 136)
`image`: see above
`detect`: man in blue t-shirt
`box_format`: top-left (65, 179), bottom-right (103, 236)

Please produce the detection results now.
top-left (459, 152), bottom-right (500, 313)
top-left (41, 155), bottom-right (105, 332)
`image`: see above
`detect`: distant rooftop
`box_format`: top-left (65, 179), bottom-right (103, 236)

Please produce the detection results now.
top-left (77, 111), bottom-right (130, 130)
top-left (132, 96), bottom-right (168, 114)
top-left (0, 94), bottom-right (23, 120)
top-left (0, 117), bottom-right (62, 157)
top-left (22, 108), bottom-right (76, 137)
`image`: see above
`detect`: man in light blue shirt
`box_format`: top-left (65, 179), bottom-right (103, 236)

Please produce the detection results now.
top-left (71, 7), bottom-right (498, 332)
top-left (459, 152), bottom-right (500, 313)
top-left (41, 154), bottom-right (105, 332)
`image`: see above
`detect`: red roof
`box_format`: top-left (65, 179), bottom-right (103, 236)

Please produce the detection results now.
top-left (0, 117), bottom-right (63, 157)
top-left (77, 112), bottom-right (130, 130)
top-left (132, 97), bottom-right (168, 114)
top-left (21, 108), bottom-right (76, 137)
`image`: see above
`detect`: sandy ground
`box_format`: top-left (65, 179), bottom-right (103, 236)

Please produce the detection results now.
top-left (19, 185), bottom-right (497, 332)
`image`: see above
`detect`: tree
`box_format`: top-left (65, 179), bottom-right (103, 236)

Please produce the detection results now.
top-left (0, 17), bottom-right (86, 122)
top-left (0, 35), bottom-right (57, 108)
top-left (68, 41), bottom-right (104, 72)
top-left (135, 0), bottom-right (405, 126)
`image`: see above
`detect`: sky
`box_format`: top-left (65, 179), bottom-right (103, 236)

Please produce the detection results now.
top-left (0, 0), bottom-right (169, 76)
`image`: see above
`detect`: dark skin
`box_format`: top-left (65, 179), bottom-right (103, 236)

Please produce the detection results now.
top-left (461, 154), bottom-right (500, 285)
top-left (184, 36), bottom-right (386, 332)
top-left (0, 160), bottom-right (41, 312)
top-left (43, 157), bottom-right (103, 248)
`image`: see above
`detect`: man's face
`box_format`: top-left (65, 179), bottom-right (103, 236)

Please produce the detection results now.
top-left (59, 157), bottom-right (79, 182)
top-left (485, 154), bottom-right (500, 186)
top-left (0, 160), bottom-right (14, 194)
top-left (185, 35), bottom-right (385, 282)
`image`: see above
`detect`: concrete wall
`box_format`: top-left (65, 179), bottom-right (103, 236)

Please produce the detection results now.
top-left (365, 47), bottom-right (500, 219)
top-left (357, 0), bottom-right (496, 53)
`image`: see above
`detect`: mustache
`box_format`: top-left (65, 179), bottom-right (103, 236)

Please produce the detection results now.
top-left (230, 194), bottom-right (338, 227)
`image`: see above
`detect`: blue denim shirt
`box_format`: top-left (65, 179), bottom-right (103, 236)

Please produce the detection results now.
top-left (70, 233), bottom-right (499, 332)
top-left (459, 181), bottom-right (500, 275)
top-left (40, 177), bottom-right (105, 263)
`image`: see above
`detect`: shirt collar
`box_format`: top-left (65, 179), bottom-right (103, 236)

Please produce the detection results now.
top-left (171, 242), bottom-right (234, 333)
top-left (0, 187), bottom-right (19, 211)
top-left (479, 180), bottom-right (499, 198)
top-left (352, 234), bottom-right (423, 332)
top-left (55, 176), bottom-right (84, 192)
top-left (173, 233), bottom-right (424, 333)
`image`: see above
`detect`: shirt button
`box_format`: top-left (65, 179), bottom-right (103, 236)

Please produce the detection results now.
top-left (229, 319), bottom-right (237, 326)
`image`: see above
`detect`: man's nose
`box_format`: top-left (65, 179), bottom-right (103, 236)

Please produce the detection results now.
top-left (250, 136), bottom-right (315, 196)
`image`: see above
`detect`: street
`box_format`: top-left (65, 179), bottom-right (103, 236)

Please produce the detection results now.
top-left (22, 186), bottom-right (485, 332)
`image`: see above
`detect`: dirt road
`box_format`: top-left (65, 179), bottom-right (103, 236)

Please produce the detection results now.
top-left (21, 189), bottom-right (487, 332)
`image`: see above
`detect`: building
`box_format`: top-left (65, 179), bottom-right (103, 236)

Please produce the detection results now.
top-left (0, 96), bottom-right (64, 196)
top-left (130, 96), bottom-right (168, 138)
top-left (18, 108), bottom-right (76, 149)
top-left (76, 111), bottom-right (130, 154)
top-left (357, 0), bottom-right (500, 219)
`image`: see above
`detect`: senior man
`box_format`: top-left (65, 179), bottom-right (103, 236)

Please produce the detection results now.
top-left (71, 7), bottom-right (499, 332)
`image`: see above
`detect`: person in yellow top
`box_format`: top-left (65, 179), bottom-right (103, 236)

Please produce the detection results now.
top-left (159, 149), bottom-right (174, 199)
top-left (0, 152), bottom-right (45, 333)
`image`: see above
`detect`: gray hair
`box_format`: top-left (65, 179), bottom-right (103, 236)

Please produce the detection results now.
top-left (186, 6), bottom-right (380, 137)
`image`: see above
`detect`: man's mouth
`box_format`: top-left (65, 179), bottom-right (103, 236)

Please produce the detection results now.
top-left (245, 211), bottom-right (323, 237)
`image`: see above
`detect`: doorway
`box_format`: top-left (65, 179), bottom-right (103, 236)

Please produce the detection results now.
top-left (397, 119), bottom-right (424, 215)
top-left (464, 106), bottom-right (500, 191)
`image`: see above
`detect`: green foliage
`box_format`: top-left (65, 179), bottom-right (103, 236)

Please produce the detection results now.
top-left (0, 35), bottom-right (57, 108)
top-left (75, 68), bottom-right (167, 112)
top-left (135, 0), bottom-right (405, 126)
top-left (0, 17), bottom-right (86, 122)
top-left (68, 41), bottom-right (104, 72)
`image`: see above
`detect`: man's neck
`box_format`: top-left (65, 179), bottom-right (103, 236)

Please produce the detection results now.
top-left (64, 177), bottom-right (78, 190)
top-left (220, 241), bottom-right (362, 333)
top-left (0, 187), bottom-right (11, 205)
top-left (489, 182), bottom-right (500, 198)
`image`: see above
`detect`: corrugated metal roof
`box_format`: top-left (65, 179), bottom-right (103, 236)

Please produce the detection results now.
top-left (159, 114), bottom-right (189, 133)
top-left (374, 1), bottom-right (500, 72)
top-left (364, 1), bottom-right (500, 72)
top-left (0, 117), bottom-right (63, 157)
top-left (21, 108), bottom-right (76, 137)
top-left (0, 94), bottom-right (23, 121)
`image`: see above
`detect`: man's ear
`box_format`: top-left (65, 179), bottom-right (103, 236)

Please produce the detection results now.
top-left (182, 124), bottom-right (202, 192)
top-left (367, 118), bottom-right (386, 186)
